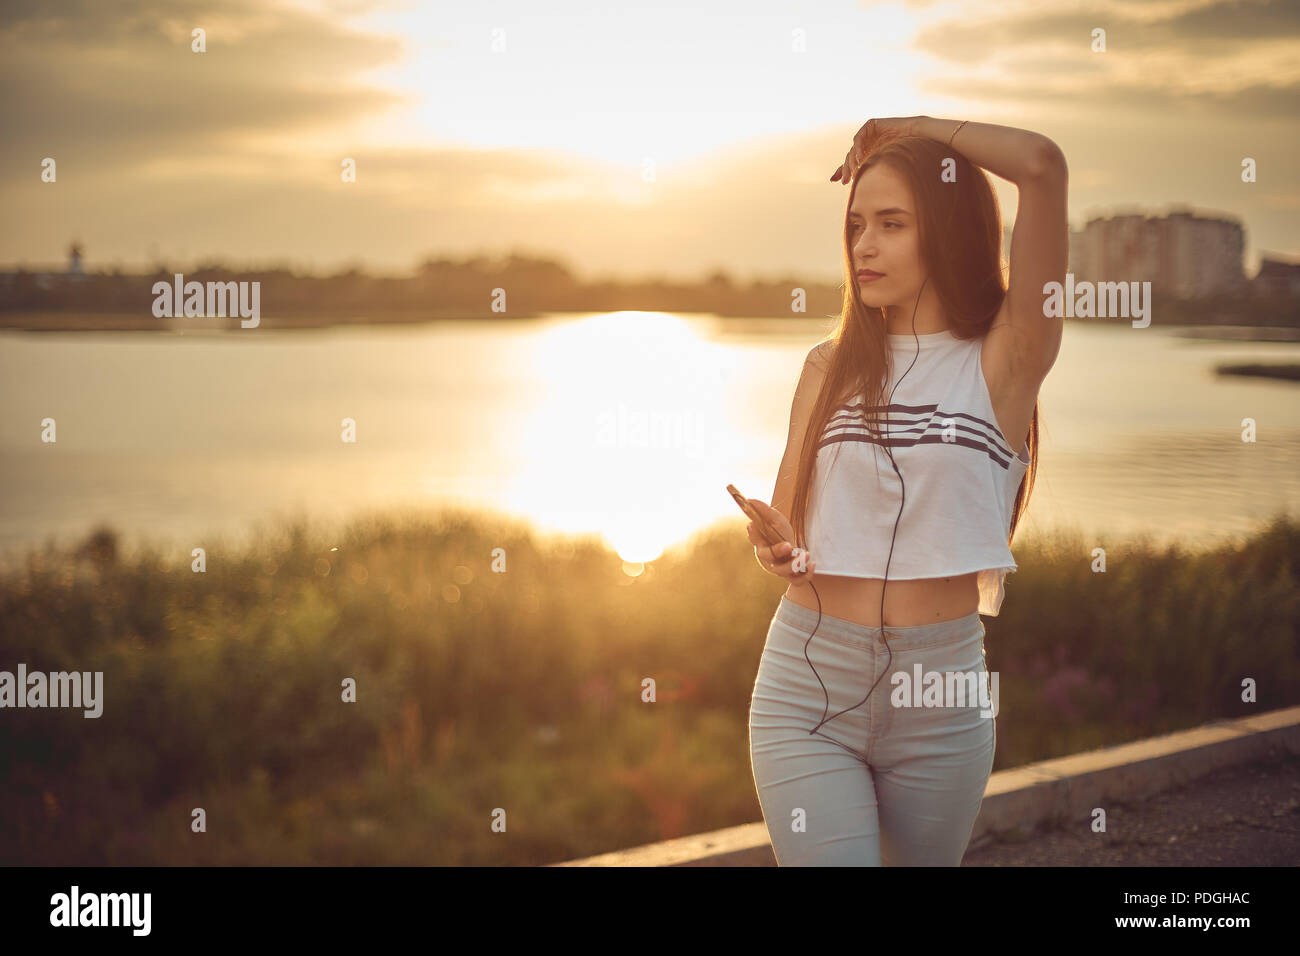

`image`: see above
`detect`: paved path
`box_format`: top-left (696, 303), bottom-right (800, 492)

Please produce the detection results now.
top-left (963, 753), bottom-right (1300, 866)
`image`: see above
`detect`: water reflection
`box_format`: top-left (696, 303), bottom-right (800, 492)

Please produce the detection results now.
top-left (0, 317), bottom-right (1296, 564)
top-left (505, 312), bottom-right (734, 562)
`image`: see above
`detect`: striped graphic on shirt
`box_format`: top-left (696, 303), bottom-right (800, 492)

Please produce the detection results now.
top-left (820, 399), bottom-right (1022, 469)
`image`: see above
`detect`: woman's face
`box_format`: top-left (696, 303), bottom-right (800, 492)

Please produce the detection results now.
top-left (848, 163), bottom-right (926, 311)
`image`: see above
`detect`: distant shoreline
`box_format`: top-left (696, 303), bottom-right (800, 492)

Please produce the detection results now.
top-left (1, 311), bottom-right (1298, 336)
top-left (1215, 363), bottom-right (1300, 382)
top-left (1173, 325), bottom-right (1300, 343)
top-left (0, 309), bottom-right (542, 332)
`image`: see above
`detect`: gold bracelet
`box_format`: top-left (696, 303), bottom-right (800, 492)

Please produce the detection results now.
top-left (947, 120), bottom-right (969, 148)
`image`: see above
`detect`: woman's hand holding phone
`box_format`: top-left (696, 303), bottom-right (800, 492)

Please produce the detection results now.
top-left (744, 498), bottom-right (816, 583)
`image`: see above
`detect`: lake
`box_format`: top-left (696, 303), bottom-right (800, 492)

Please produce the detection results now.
top-left (1, 313), bottom-right (1297, 569)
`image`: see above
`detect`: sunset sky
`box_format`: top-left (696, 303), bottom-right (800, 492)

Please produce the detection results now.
top-left (3, 0), bottom-right (1297, 282)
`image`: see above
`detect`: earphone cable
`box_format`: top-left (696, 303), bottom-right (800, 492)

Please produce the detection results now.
top-left (804, 277), bottom-right (928, 737)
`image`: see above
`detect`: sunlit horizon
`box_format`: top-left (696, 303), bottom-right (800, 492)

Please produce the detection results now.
top-left (3, 0), bottom-right (1294, 280)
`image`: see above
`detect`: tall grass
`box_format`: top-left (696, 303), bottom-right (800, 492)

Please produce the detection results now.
top-left (1, 508), bottom-right (1296, 864)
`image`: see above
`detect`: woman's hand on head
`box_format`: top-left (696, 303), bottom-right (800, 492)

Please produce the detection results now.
top-left (744, 498), bottom-right (816, 582)
top-left (829, 115), bottom-right (924, 183)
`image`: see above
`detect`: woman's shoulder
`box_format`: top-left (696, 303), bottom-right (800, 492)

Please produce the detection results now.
top-left (805, 339), bottom-right (835, 372)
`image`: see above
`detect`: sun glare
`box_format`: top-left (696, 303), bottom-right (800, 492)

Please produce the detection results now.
top-left (502, 311), bottom-right (738, 564)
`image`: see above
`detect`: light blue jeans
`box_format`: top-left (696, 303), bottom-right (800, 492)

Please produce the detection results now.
top-left (748, 595), bottom-right (996, 866)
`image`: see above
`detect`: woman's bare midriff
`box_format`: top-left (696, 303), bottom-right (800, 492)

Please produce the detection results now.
top-left (783, 571), bottom-right (979, 628)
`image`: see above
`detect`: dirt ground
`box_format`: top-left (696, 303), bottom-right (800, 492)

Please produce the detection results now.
top-left (963, 752), bottom-right (1300, 866)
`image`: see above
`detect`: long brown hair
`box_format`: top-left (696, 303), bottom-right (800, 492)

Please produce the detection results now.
top-left (789, 131), bottom-right (1038, 554)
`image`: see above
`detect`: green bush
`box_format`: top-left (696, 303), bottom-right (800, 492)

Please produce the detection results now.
top-left (1, 507), bottom-right (1296, 864)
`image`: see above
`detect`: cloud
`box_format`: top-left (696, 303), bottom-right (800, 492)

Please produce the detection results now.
top-left (914, 0), bottom-right (1300, 65)
top-left (909, 0), bottom-right (1300, 121)
top-left (0, 0), bottom-right (411, 177)
top-left (923, 76), bottom-right (1300, 119)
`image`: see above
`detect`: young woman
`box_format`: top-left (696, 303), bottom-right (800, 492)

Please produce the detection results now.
top-left (744, 116), bottom-right (1067, 866)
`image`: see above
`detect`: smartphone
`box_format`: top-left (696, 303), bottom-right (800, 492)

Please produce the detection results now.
top-left (726, 483), bottom-right (789, 550)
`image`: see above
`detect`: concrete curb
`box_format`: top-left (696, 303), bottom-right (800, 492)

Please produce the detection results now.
top-left (552, 704), bottom-right (1300, 866)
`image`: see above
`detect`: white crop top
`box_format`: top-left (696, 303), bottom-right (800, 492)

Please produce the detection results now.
top-left (804, 328), bottom-right (1031, 616)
